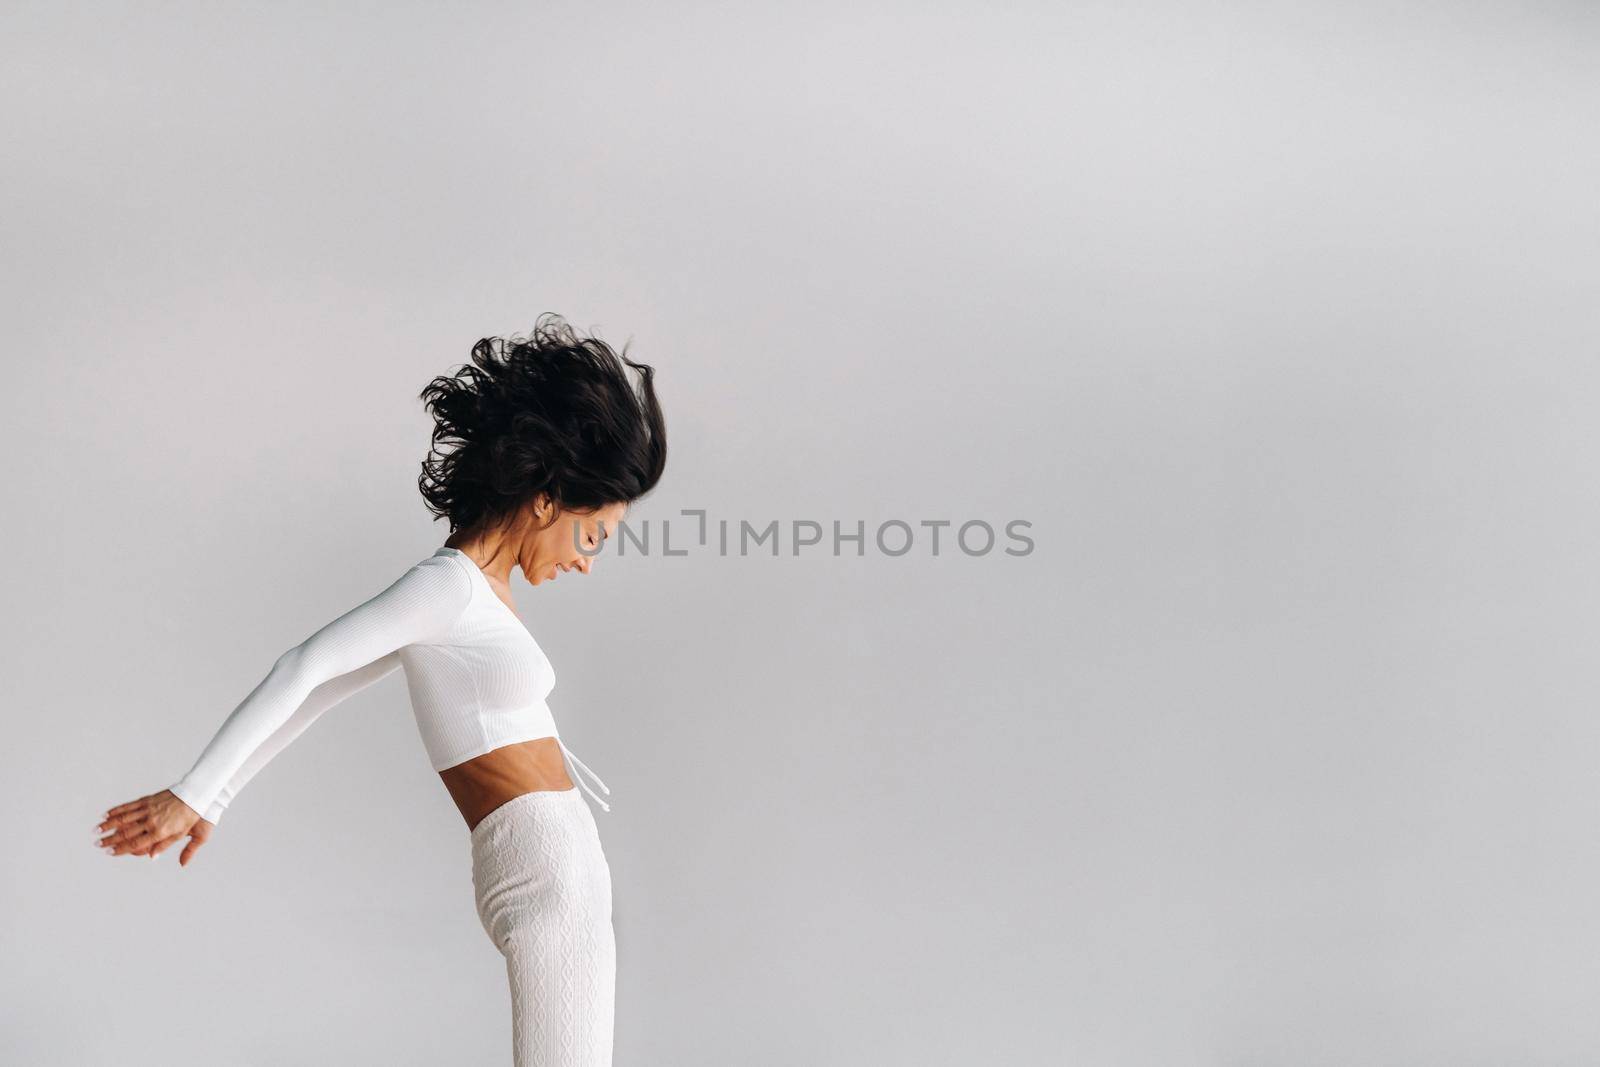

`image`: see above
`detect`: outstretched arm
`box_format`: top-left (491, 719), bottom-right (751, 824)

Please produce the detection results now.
top-left (168, 554), bottom-right (471, 816)
top-left (96, 552), bottom-right (471, 862)
top-left (198, 650), bottom-right (403, 824)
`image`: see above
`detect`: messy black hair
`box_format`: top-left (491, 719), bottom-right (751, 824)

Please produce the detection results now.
top-left (418, 313), bottom-right (667, 533)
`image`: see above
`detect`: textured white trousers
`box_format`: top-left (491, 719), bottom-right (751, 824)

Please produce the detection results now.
top-left (471, 786), bottom-right (616, 1066)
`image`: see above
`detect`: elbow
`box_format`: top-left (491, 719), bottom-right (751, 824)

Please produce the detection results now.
top-left (268, 642), bottom-right (327, 696)
top-left (272, 644), bottom-right (307, 677)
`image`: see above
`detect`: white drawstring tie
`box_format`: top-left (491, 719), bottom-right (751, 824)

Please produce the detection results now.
top-left (557, 736), bottom-right (612, 813)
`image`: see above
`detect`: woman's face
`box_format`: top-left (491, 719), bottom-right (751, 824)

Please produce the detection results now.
top-left (519, 500), bottom-right (628, 586)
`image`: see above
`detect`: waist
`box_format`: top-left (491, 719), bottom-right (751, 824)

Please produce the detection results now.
top-left (441, 736), bottom-right (612, 831)
top-left (441, 738), bottom-right (572, 831)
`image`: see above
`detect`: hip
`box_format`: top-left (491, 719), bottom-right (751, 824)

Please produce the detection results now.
top-left (469, 785), bottom-right (613, 945)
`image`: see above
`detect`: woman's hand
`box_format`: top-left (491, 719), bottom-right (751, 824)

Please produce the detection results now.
top-left (97, 790), bottom-right (214, 866)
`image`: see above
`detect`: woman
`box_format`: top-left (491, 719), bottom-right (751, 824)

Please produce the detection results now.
top-left (95, 313), bottom-right (666, 1066)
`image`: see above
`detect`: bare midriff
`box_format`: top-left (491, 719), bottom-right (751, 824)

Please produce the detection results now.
top-left (439, 737), bottom-right (575, 832)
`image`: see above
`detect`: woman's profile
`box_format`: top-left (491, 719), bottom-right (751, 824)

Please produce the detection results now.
top-left (95, 313), bottom-right (667, 1066)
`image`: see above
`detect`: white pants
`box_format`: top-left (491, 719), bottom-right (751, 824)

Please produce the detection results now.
top-left (471, 786), bottom-right (616, 1066)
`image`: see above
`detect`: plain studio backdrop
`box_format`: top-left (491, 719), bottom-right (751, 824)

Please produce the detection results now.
top-left (5, 3), bottom-right (1598, 1065)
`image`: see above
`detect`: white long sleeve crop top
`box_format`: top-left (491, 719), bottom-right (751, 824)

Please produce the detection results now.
top-left (169, 546), bottom-right (610, 824)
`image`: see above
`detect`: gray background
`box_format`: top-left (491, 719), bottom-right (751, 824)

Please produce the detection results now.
top-left (6, 2), bottom-right (1598, 1064)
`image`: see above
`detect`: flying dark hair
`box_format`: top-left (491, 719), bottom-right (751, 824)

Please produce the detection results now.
top-left (417, 313), bottom-right (667, 533)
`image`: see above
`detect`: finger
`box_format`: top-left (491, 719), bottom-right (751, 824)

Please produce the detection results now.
top-left (147, 832), bottom-right (184, 858)
top-left (104, 798), bottom-right (151, 817)
top-left (101, 810), bottom-right (149, 835)
top-left (126, 829), bottom-right (163, 856)
top-left (133, 824), bottom-right (186, 857)
top-left (179, 835), bottom-right (206, 867)
top-left (99, 819), bottom-right (140, 844)
top-left (107, 834), bottom-right (144, 856)
top-left (100, 827), bottom-right (136, 853)
top-left (100, 815), bottom-right (151, 851)
top-left (114, 826), bottom-right (161, 856)
top-left (101, 811), bottom-right (142, 834)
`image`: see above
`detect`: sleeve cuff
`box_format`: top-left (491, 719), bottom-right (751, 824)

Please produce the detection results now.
top-left (168, 781), bottom-right (209, 818)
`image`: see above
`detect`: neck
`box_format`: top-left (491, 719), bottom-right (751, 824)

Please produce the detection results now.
top-left (444, 529), bottom-right (520, 586)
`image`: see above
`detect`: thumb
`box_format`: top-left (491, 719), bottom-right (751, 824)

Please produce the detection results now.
top-left (179, 823), bottom-right (211, 867)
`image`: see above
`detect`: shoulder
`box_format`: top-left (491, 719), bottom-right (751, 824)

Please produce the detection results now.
top-left (389, 551), bottom-right (475, 609)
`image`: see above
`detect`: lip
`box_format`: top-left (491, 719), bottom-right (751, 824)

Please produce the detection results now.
top-left (543, 562), bottom-right (579, 583)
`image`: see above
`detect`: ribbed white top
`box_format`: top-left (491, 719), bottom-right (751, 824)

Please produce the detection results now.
top-left (169, 546), bottom-right (579, 824)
